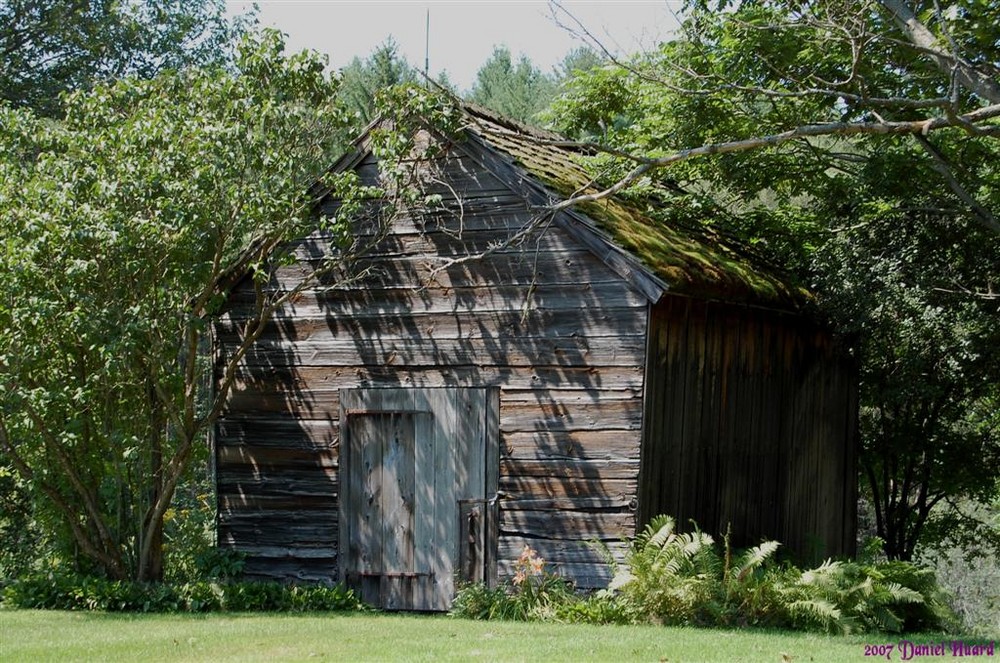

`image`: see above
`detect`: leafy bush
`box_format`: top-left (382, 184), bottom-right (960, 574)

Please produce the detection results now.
top-left (865, 560), bottom-right (958, 632)
top-left (608, 515), bottom-right (958, 634)
top-left (450, 581), bottom-right (512, 620)
top-left (162, 484), bottom-right (218, 583)
top-left (452, 516), bottom-right (958, 635)
top-left (778, 559), bottom-right (959, 634)
top-left (1, 573), bottom-right (361, 613)
top-left (452, 545), bottom-right (594, 622)
top-left (1, 574), bottom-right (182, 612)
top-left (609, 516), bottom-right (788, 628)
top-left (925, 542), bottom-right (1000, 636)
top-left (609, 515), bottom-right (721, 625)
top-left (193, 547), bottom-right (246, 581)
top-left (553, 591), bottom-right (632, 625)
top-left (781, 560), bottom-right (916, 634)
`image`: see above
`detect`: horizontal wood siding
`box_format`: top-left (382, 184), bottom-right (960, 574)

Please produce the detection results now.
top-left (639, 296), bottom-right (857, 563)
top-left (215, 140), bottom-right (646, 589)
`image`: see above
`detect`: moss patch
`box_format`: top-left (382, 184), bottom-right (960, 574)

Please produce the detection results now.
top-left (468, 112), bottom-right (809, 308)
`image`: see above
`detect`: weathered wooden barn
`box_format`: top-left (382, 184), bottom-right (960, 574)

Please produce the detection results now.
top-left (213, 103), bottom-right (857, 611)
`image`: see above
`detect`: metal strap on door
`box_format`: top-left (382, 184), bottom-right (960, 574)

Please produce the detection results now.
top-left (457, 492), bottom-right (503, 587)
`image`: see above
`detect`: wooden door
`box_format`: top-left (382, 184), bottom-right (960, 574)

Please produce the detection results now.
top-left (338, 387), bottom-right (499, 611)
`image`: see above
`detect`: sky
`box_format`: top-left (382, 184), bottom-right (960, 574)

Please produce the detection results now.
top-left (225, 1), bottom-right (682, 91)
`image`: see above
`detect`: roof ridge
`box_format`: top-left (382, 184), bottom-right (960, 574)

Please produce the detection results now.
top-left (458, 99), bottom-right (566, 143)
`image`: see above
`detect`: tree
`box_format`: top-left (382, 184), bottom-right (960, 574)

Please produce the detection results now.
top-left (338, 38), bottom-right (418, 123)
top-left (549, 0), bottom-right (999, 234)
top-left (469, 46), bottom-right (556, 125)
top-left (809, 150), bottom-right (1000, 560)
top-left (547, 0), bottom-right (1000, 559)
top-left (0, 0), bottom-right (248, 117)
top-left (554, 46), bottom-right (602, 86)
top-left (0, 30), bottom-right (380, 581)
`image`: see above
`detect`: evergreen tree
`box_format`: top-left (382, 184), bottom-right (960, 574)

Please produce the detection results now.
top-left (554, 46), bottom-right (603, 86)
top-left (339, 38), bottom-right (417, 123)
top-left (469, 46), bottom-right (555, 125)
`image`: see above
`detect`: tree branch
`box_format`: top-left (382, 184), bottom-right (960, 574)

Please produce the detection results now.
top-left (877, 0), bottom-right (1000, 104)
top-left (913, 134), bottom-right (1000, 233)
top-left (0, 399), bottom-right (125, 576)
top-left (540, 105), bottom-right (1000, 222)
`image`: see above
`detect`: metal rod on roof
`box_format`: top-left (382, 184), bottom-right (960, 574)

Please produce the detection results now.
top-left (424, 8), bottom-right (430, 83)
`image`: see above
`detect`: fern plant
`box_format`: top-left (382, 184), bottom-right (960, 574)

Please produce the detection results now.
top-left (612, 515), bottom-right (721, 625)
top-left (452, 514), bottom-right (958, 635)
top-left (716, 531), bottom-right (785, 627)
top-left (867, 560), bottom-right (960, 632)
top-left (780, 559), bottom-right (926, 634)
top-left (607, 515), bottom-right (957, 634)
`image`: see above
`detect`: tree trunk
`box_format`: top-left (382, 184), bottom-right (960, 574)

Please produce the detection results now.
top-left (138, 390), bottom-right (166, 582)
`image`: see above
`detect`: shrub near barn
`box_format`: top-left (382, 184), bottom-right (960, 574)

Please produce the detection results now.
top-left (452, 516), bottom-right (959, 635)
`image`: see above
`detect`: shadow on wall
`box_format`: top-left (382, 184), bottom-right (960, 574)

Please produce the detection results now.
top-left (214, 170), bottom-right (647, 590)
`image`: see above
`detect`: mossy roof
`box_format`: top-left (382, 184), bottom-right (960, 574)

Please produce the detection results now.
top-left (460, 104), bottom-right (810, 310)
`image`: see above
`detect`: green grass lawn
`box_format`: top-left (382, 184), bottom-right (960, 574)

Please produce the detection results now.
top-left (2, 609), bottom-right (978, 662)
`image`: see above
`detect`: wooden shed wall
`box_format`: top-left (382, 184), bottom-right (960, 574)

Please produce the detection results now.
top-left (638, 296), bottom-right (857, 562)
top-left (214, 143), bottom-right (647, 588)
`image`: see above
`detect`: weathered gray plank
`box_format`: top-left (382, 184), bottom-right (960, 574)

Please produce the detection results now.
top-left (383, 413), bottom-right (416, 571)
top-left (215, 418), bottom-right (337, 449)
top-left (431, 390), bottom-right (458, 610)
top-left (219, 511), bottom-right (337, 547)
top-left (261, 253), bottom-right (637, 302)
top-left (501, 430), bottom-right (641, 462)
top-left (241, 557), bottom-right (337, 583)
top-left (232, 545), bottom-right (337, 559)
top-left (336, 199), bottom-right (540, 236)
top-left (484, 387), bottom-right (500, 587)
top-left (500, 510), bottom-right (634, 541)
top-left (500, 398), bottom-right (643, 432)
top-left (498, 476), bottom-right (638, 502)
top-left (229, 364), bottom-right (645, 392)
top-left (226, 282), bottom-right (647, 318)
top-left (222, 381), bottom-right (646, 421)
top-left (355, 414), bottom-right (383, 578)
top-left (224, 336), bottom-right (646, 370)
top-left (337, 390), bottom-right (356, 594)
top-left (380, 413), bottom-right (416, 609)
top-left (269, 252), bottom-right (631, 294)
top-left (497, 559), bottom-right (613, 589)
top-left (218, 528), bottom-right (337, 550)
top-left (217, 474), bottom-right (337, 498)
top-left (498, 538), bottom-right (627, 566)
top-left (498, 495), bottom-right (632, 510)
top-left (501, 458), bottom-right (639, 480)
top-left (289, 228), bottom-right (586, 261)
top-left (217, 494), bottom-right (334, 511)
top-left (412, 409), bottom-right (435, 609)
top-left (216, 307), bottom-right (646, 344)
top-left (215, 445), bottom-right (336, 469)
top-left (352, 151), bottom-right (515, 197)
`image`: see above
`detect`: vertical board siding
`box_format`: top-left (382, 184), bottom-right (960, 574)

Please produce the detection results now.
top-left (214, 139), bottom-right (647, 591)
top-left (639, 297), bottom-right (857, 562)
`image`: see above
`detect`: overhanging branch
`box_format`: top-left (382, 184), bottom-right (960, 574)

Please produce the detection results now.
top-left (913, 135), bottom-right (1000, 234)
top-left (540, 106), bottom-right (1000, 236)
top-left (877, 0), bottom-right (1000, 104)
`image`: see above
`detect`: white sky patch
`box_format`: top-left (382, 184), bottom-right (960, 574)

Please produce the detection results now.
top-left (225, 1), bottom-right (681, 91)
